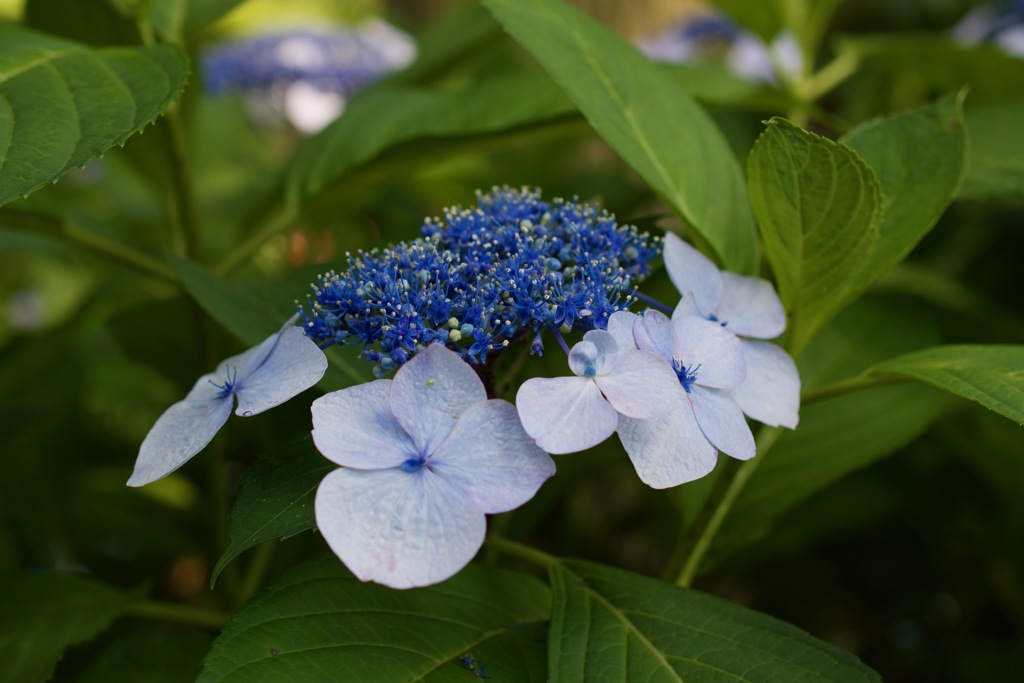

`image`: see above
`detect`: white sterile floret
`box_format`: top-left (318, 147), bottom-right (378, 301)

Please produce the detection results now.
top-left (617, 308), bottom-right (754, 489)
top-left (515, 328), bottom-right (680, 455)
top-left (311, 343), bottom-right (555, 590)
top-left (128, 322), bottom-right (328, 487)
top-left (663, 233), bottom-right (800, 429)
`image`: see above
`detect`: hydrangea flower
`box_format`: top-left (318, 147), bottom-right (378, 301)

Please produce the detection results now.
top-left (953, 1), bottom-right (1024, 57)
top-left (636, 13), bottom-right (801, 84)
top-left (128, 323), bottom-right (328, 487)
top-left (299, 187), bottom-right (659, 374)
top-left (515, 327), bottom-right (680, 454)
top-left (311, 343), bottom-right (555, 589)
top-left (203, 20), bottom-right (417, 133)
top-left (614, 308), bottom-right (755, 488)
top-left (663, 233), bottom-right (800, 429)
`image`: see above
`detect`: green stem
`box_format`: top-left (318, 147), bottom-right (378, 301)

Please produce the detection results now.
top-left (1, 210), bottom-right (177, 283)
top-left (216, 205), bottom-right (297, 276)
top-left (673, 427), bottom-right (783, 587)
top-left (164, 107), bottom-right (200, 259)
top-left (236, 540), bottom-right (277, 605)
top-left (800, 373), bottom-right (905, 405)
top-left (805, 50), bottom-right (860, 101)
top-left (484, 535), bottom-right (558, 570)
top-left (122, 599), bottom-right (230, 630)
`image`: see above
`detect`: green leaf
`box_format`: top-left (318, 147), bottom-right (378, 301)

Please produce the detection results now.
top-left (481, 0), bottom-right (758, 273)
top-left (747, 117), bottom-right (883, 354)
top-left (169, 255), bottom-right (283, 347)
top-left (698, 296), bottom-right (948, 572)
top-left (870, 345), bottom-right (1024, 426)
top-left (960, 99), bottom-right (1024, 200)
top-left (0, 25), bottom-right (188, 207)
top-left (549, 559), bottom-right (881, 682)
top-left (149, 0), bottom-right (246, 42)
top-left (287, 68), bottom-right (576, 210)
top-left (212, 435), bottom-right (332, 585)
top-left (708, 0), bottom-right (783, 42)
top-left (841, 94), bottom-right (967, 295)
top-left (0, 574), bottom-right (130, 683)
top-left (198, 556), bottom-right (550, 682)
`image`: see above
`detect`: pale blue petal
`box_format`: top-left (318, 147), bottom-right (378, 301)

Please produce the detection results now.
top-left (568, 340), bottom-right (600, 378)
top-left (718, 273), bottom-right (786, 339)
top-left (606, 310), bottom-right (638, 351)
top-left (315, 467), bottom-right (485, 589)
top-left (595, 350), bottom-right (682, 419)
top-left (689, 385), bottom-right (755, 459)
top-left (235, 326), bottom-right (328, 416)
top-left (311, 380), bottom-right (417, 469)
top-left (672, 315), bottom-right (746, 390)
top-left (617, 394), bottom-right (718, 489)
top-left (389, 344), bottom-right (487, 455)
top-left (430, 400), bottom-right (555, 513)
top-left (127, 395), bottom-right (233, 486)
top-left (672, 293), bottom-right (702, 321)
top-left (662, 233), bottom-right (724, 317)
top-left (731, 340), bottom-right (801, 429)
top-left (516, 376), bottom-right (617, 454)
top-left (581, 329), bottom-right (619, 375)
top-left (633, 309), bottom-right (675, 362)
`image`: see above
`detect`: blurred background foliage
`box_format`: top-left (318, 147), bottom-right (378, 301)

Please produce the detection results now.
top-left (1, 0), bottom-right (1023, 680)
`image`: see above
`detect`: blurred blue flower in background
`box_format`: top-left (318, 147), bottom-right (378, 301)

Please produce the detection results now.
top-left (202, 18), bottom-right (416, 133)
top-left (954, 0), bottom-right (1024, 56)
top-left (636, 12), bottom-right (801, 84)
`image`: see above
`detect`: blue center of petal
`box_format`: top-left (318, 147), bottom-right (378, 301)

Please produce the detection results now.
top-left (707, 313), bottom-right (728, 327)
top-left (672, 359), bottom-right (700, 393)
top-left (209, 366), bottom-right (239, 398)
top-left (401, 456), bottom-right (426, 473)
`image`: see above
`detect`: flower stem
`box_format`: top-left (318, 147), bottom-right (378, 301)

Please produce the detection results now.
top-left (671, 427), bottom-right (783, 587)
top-left (551, 327), bottom-right (571, 356)
top-left (122, 599), bottom-right (230, 630)
top-left (801, 373), bottom-right (905, 405)
top-left (216, 206), bottom-right (298, 276)
top-left (484, 535), bottom-right (558, 570)
top-left (236, 540), bottom-right (277, 606)
top-left (163, 107), bottom-right (199, 259)
top-left (631, 290), bottom-right (672, 314)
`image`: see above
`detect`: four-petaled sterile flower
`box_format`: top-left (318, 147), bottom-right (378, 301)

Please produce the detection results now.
top-left (515, 327), bottom-right (681, 454)
top-left (311, 343), bottom-right (555, 589)
top-left (615, 308), bottom-right (755, 488)
top-left (663, 233), bottom-right (800, 430)
top-left (128, 323), bottom-right (328, 487)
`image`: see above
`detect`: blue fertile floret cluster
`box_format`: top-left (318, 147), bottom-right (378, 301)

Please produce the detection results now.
top-left (299, 186), bottom-right (660, 374)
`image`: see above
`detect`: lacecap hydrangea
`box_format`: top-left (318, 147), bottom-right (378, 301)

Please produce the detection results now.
top-left (298, 186), bottom-right (661, 375)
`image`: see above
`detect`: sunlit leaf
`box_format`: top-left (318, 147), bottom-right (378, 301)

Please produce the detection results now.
top-left (198, 556), bottom-right (550, 682)
top-left (747, 117), bottom-right (882, 354)
top-left (0, 25), bottom-right (188, 207)
top-left (870, 345), bottom-right (1024, 425)
top-left (149, 0), bottom-right (246, 42)
top-left (482, 0), bottom-right (758, 273)
top-left (549, 559), bottom-right (881, 682)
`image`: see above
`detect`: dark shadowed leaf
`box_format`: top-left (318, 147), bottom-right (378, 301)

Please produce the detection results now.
top-left (198, 556), bottom-right (550, 682)
top-left (75, 629), bottom-right (213, 683)
top-left (549, 559), bottom-right (881, 682)
top-left (0, 574), bottom-right (130, 683)
top-left (960, 99), bottom-right (1024, 200)
top-left (212, 435), bottom-right (332, 584)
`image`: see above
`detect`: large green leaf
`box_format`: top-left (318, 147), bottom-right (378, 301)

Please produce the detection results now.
top-left (870, 345), bottom-right (1024, 426)
top-left (287, 68), bottom-right (575, 210)
top-left (212, 435), bottom-right (332, 585)
top-left (198, 556), bottom-right (550, 682)
top-left (149, 0), bottom-right (245, 41)
top-left (960, 99), bottom-right (1024, 201)
top-left (481, 0), bottom-right (758, 274)
top-left (0, 25), bottom-right (188, 207)
top-left (698, 297), bottom-right (947, 571)
top-left (747, 118), bottom-right (882, 355)
top-left (549, 560), bottom-right (880, 682)
top-left (0, 574), bottom-right (130, 683)
top-left (841, 94), bottom-right (966, 295)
